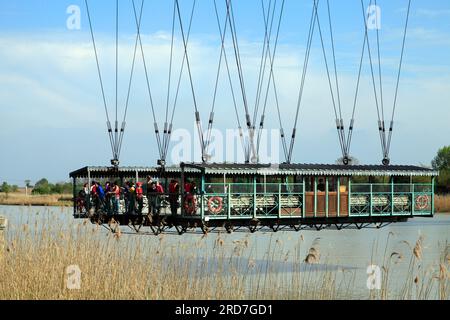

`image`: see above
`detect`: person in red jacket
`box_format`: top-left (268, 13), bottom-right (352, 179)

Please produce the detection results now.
top-left (168, 180), bottom-right (180, 216)
top-left (155, 181), bottom-right (164, 194)
top-left (136, 182), bottom-right (144, 215)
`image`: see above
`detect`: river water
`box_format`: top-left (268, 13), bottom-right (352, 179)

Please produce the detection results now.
top-left (1, 205), bottom-right (449, 299)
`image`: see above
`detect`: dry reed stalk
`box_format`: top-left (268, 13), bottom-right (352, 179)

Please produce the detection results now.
top-left (0, 193), bottom-right (72, 207)
top-left (304, 238), bottom-right (321, 264)
top-left (435, 195), bottom-right (450, 213)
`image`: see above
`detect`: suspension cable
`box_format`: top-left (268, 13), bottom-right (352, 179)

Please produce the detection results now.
top-left (114, 0), bottom-right (119, 159)
top-left (133, 0), bottom-right (163, 159)
top-left (386, 0), bottom-right (412, 156)
top-left (360, 0), bottom-right (387, 159)
top-left (204, 1), bottom-right (231, 156)
top-left (162, 1), bottom-right (177, 159)
top-left (163, 0), bottom-right (197, 160)
top-left (252, 0), bottom-right (276, 128)
top-left (84, 0), bottom-right (115, 159)
top-left (227, 0), bottom-right (256, 162)
top-left (287, 0), bottom-right (318, 164)
top-left (374, 0), bottom-right (387, 158)
top-left (211, 0), bottom-right (248, 157)
top-left (326, 0), bottom-right (347, 158)
top-left (175, 0), bottom-right (207, 161)
top-left (346, 9), bottom-right (369, 157)
top-left (256, 0), bottom-right (287, 161)
top-left (315, 0), bottom-right (347, 158)
top-left (117, 0), bottom-right (145, 160)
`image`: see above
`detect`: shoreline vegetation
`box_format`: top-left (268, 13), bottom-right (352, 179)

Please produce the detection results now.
top-left (0, 193), bottom-right (72, 207)
top-left (1, 192), bottom-right (450, 213)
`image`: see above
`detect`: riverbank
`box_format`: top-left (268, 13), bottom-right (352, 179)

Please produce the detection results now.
top-left (436, 195), bottom-right (450, 213)
top-left (0, 193), bottom-right (72, 207)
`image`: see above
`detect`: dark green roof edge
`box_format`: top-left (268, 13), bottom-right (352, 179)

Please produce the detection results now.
top-left (70, 163), bottom-right (438, 178)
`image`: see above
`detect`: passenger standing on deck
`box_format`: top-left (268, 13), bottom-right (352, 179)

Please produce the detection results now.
top-left (122, 182), bottom-right (130, 214)
top-left (96, 182), bottom-right (106, 212)
top-left (146, 176), bottom-right (153, 214)
top-left (169, 180), bottom-right (180, 216)
top-left (128, 182), bottom-right (136, 215)
top-left (184, 179), bottom-right (191, 193)
top-left (90, 181), bottom-right (99, 212)
top-left (155, 181), bottom-right (164, 215)
top-left (112, 182), bottom-right (121, 214)
top-left (83, 183), bottom-right (90, 212)
top-left (105, 182), bottom-right (112, 214)
top-left (183, 180), bottom-right (197, 215)
top-left (136, 182), bottom-right (144, 215)
top-left (148, 182), bottom-right (157, 215)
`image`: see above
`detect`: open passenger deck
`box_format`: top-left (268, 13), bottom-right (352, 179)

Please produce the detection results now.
top-left (70, 163), bottom-right (437, 235)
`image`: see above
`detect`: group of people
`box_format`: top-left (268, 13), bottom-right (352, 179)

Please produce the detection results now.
top-left (77, 177), bottom-right (199, 216)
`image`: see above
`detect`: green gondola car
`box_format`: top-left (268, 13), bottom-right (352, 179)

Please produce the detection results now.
top-left (70, 162), bottom-right (437, 234)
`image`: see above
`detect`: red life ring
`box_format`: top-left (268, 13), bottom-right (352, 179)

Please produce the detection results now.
top-left (415, 195), bottom-right (429, 211)
top-left (208, 196), bottom-right (224, 215)
top-left (184, 194), bottom-right (197, 215)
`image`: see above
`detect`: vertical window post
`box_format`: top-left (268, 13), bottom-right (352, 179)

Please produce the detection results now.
top-left (431, 176), bottom-right (435, 216)
top-left (302, 176), bottom-right (306, 219)
top-left (391, 177), bottom-right (395, 216)
top-left (337, 177), bottom-right (341, 218)
top-left (253, 176), bottom-right (257, 219)
top-left (73, 177), bottom-right (77, 217)
top-left (314, 177), bottom-right (318, 218)
top-left (325, 177), bottom-right (329, 218)
top-left (278, 183), bottom-right (282, 219)
top-left (348, 177), bottom-right (352, 217)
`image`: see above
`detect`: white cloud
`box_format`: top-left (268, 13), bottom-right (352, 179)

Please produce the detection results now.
top-left (415, 9), bottom-right (450, 18)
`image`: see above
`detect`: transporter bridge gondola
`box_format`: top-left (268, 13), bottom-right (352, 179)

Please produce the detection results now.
top-left (70, 163), bottom-right (437, 235)
top-left (72, 0), bottom-right (430, 235)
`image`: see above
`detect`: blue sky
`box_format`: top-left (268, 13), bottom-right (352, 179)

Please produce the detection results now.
top-left (0, 0), bottom-right (450, 184)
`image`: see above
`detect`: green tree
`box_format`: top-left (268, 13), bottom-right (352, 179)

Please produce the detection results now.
top-left (1, 182), bottom-right (11, 194)
top-left (32, 178), bottom-right (51, 195)
top-left (432, 146), bottom-right (450, 192)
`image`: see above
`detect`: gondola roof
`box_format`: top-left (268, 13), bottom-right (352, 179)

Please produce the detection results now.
top-left (70, 163), bottom-right (438, 179)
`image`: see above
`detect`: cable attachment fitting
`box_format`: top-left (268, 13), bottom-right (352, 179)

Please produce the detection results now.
top-left (382, 157), bottom-right (390, 166)
top-left (343, 156), bottom-right (350, 166)
top-left (157, 159), bottom-right (166, 167)
top-left (111, 159), bottom-right (120, 168)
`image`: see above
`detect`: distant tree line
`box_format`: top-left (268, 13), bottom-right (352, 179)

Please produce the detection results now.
top-left (0, 182), bottom-right (19, 194)
top-left (432, 146), bottom-right (450, 193)
top-left (31, 179), bottom-right (72, 195)
top-left (0, 179), bottom-right (72, 195)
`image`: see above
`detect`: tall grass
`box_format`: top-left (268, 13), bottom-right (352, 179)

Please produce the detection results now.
top-left (0, 193), bottom-right (72, 207)
top-left (436, 195), bottom-right (450, 213)
top-left (0, 215), bottom-right (448, 300)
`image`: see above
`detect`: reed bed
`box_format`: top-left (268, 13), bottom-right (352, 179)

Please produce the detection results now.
top-left (0, 214), bottom-right (448, 300)
top-left (436, 194), bottom-right (450, 213)
top-left (0, 193), bottom-right (72, 207)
